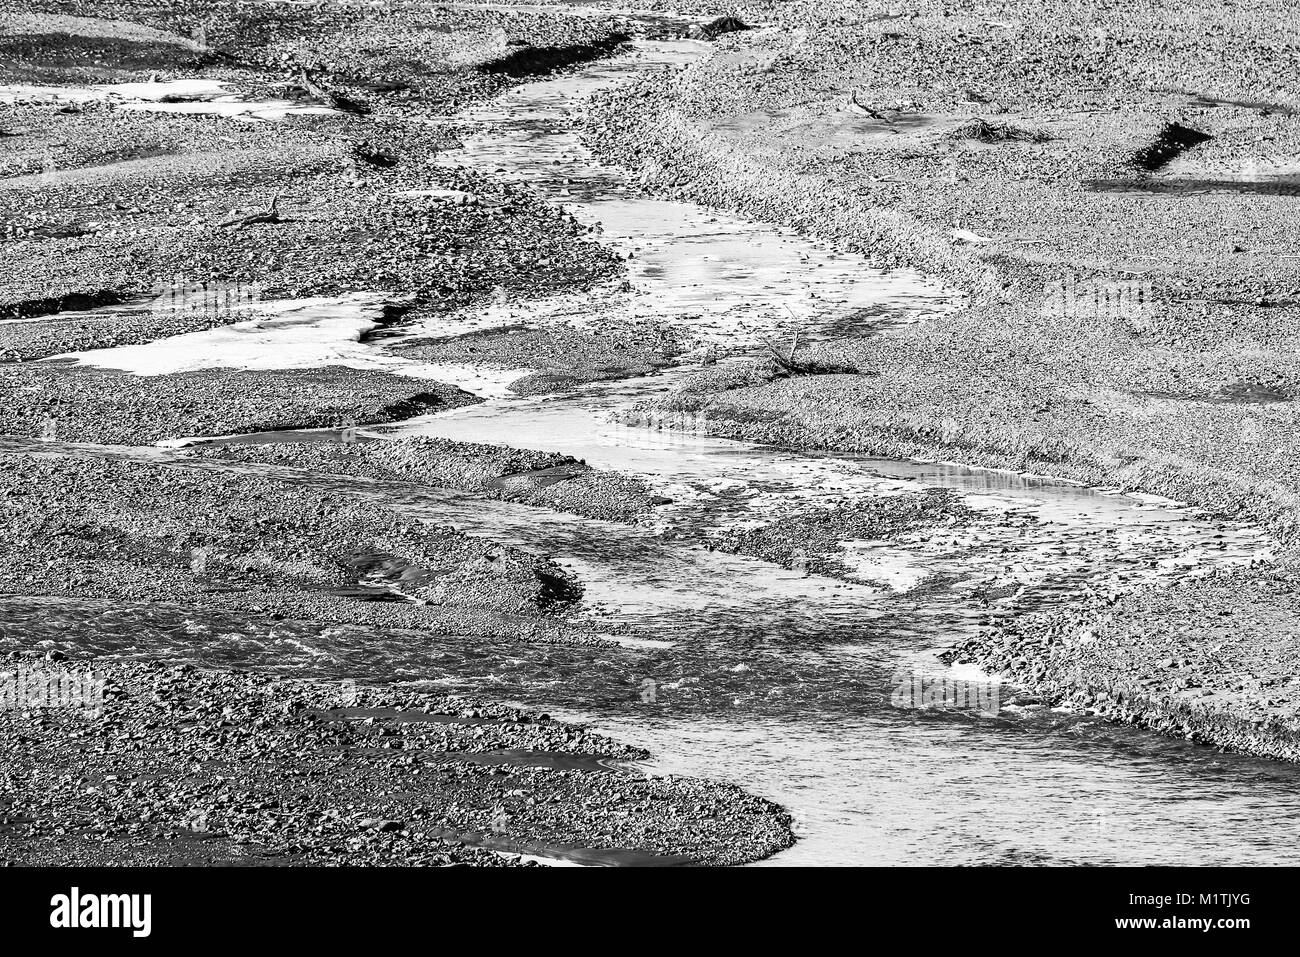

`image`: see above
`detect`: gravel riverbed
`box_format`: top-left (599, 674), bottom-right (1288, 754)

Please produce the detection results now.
top-left (0, 1), bottom-right (798, 865)
top-left (7, 0), bottom-right (1300, 865)
top-left (583, 0), bottom-right (1300, 755)
top-left (0, 655), bottom-right (791, 866)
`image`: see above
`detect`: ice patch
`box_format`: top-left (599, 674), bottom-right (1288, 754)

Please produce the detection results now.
top-left (838, 542), bottom-right (931, 592)
top-left (46, 293), bottom-right (536, 401)
top-left (50, 295), bottom-right (391, 375)
top-left (0, 79), bottom-right (337, 121)
top-left (398, 362), bottom-right (531, 399)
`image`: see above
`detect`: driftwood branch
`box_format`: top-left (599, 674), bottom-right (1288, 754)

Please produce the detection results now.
top-left (218, 193), bottom-right (284, 229)
top-left (297, 66), bottom-right (371, 115)
top-left (849, 91), bottom-right (893, 123)
top-left (759, 325), bottom-right (863, 376)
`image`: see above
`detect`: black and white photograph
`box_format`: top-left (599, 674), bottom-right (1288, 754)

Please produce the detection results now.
top-left (0, 0), bottom-right (1292, 934)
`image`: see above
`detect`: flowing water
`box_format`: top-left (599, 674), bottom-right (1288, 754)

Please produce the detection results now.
top-left (12, 20), bottom-right (1300, 865)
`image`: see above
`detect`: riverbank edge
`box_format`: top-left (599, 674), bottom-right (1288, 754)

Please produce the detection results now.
top-left (581, 48), bottom-right (1300, 761)
top-left (944, 606), bottom-right (1300, 764)
top-left (0, 653), bottom-right (796, 866)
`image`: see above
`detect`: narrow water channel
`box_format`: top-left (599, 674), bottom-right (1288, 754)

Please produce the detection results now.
top-left (375, 31), bottom-right (1299, 866)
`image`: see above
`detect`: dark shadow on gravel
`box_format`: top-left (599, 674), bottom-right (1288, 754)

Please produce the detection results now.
top-left (1183, 93), bottom-right (1298, 116)
top-left (356, 304), bottom-right (413, 343)
top-left (1087, 176), bottom-right (1300, 196)
top-left (1128, 122), bottom-right (1212, 172)
top-left (379, 391), bottom-right (457, 420)
top-left (477, 34), bottom-right (630, 79)
top-left (0, 289), bottom-right (133, 321)
top-left (1144, 381), bottom-right (1293, 404)
top-left (0, 33), bottom-right (216, 83)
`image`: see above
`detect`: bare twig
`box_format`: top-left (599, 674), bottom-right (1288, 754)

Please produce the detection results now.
top-left (218, 193), bottom-right (284, 229)
top-left (849, 91), bottom-right (893, 122)
top-left (759, 323), bottom-right (862, 377)
top-left (298, 66), bottom-right (330, 102)
top-left (297, 66), bottom-right (370, 115)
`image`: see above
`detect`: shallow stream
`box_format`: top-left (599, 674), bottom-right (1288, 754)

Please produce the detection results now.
top-left (11, 17), bottom-right (1300, 865)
